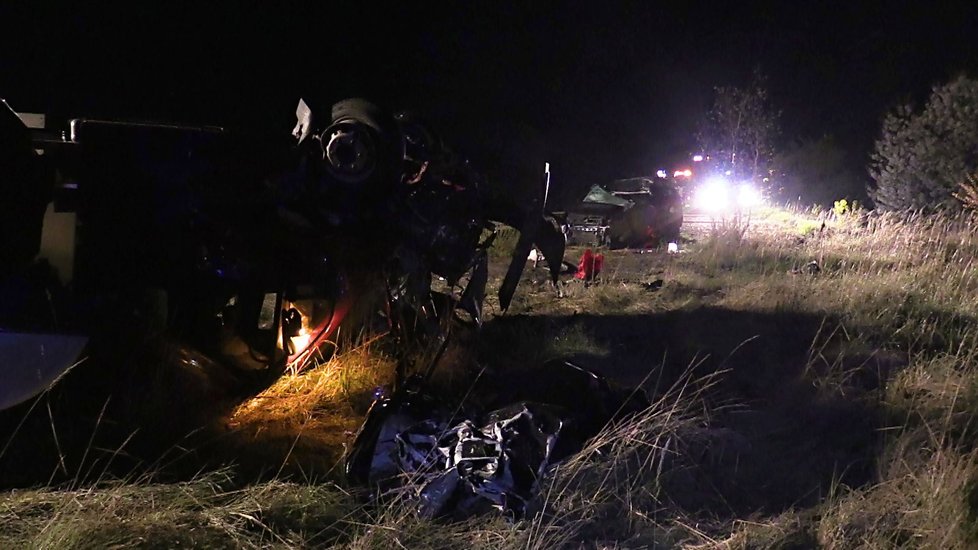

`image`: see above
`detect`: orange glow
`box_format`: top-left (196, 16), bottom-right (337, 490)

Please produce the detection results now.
top-left (285, 289), bottom-right (355, 373)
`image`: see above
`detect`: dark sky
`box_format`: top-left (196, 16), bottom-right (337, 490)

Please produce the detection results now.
top-left (3, 2), bottom-right (978, 204)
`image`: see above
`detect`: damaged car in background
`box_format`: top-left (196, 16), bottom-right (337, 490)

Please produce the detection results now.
top-left (557, 176), bottom-right (683, 248)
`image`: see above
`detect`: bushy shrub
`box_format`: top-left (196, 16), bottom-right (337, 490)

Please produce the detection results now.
top-left (869, 75), bottom-right (978, 211)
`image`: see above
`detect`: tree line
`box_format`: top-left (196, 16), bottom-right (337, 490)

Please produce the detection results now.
top-left (698, 73), bottom-right (978, 211)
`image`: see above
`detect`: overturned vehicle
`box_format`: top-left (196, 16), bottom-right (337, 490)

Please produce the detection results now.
top-left (0, 97), bottom-right (566, 412)
top-left (559, 176), bottom-right (683, 248)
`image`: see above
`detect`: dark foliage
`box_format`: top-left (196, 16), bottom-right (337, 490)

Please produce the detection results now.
top-left (774, 135), bottom-right (867, 206)
top-left (697, 71), bottom-right (780, 187)
top-left (869, 75), bottom-right (978, 211)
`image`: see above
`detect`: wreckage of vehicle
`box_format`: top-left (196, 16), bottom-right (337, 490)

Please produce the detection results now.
top-left (2, 96), bottom-right (652, 521)
top-left (0, 96), bottom-right (565, 412)
top-left (557, 176), bottom-right (683, 249)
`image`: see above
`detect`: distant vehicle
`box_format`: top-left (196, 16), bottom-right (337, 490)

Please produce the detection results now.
top-left (671, 158), bottom-right (767, 214)
top-left (558, 177), bottom-right (683, 248)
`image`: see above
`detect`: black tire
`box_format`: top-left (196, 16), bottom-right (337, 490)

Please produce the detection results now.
top-left (320, 98), bottom-right (403, 190)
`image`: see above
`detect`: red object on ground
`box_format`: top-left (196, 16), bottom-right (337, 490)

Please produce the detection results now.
top-left (575, 249), bottom-right (604, 281)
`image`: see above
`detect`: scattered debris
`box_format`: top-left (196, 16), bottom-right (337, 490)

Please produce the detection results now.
top-left (346, 388), bottom-right (564, 520)
top-left (346, 361), bottom-right (648, 521)
top-left (401, 402), bottom-right (563, 519)
top-left (574, 249), bottom-right (604, 282)
top-left (643, 279), bottom-right (665, 292)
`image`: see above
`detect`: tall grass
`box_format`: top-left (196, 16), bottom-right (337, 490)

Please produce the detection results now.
top-left (666, 209), bottom-right (978, 547)
top-left (6, 208), bottom-right (978, 548)
top-left (0, 472), bottom-right (361, 548)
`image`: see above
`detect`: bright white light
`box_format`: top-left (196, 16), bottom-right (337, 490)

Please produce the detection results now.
top-left (656, 169), bottom-right (667, 178)
top-left (737, 184), bottom-right (763, 208)
top-left (703, 175), bottom-right (729, 190)
top-left (694, 175), bottom-right (729, 212)
top-left (668, 242), bottom-right (679, 253)
top-left (692, 155), bottom-right (703, 162)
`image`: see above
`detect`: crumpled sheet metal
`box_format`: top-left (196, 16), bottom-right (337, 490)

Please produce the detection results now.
top-left (378, 403), bottom-right (564, 520)
top-left (0, 332), bottom-right (88, 411)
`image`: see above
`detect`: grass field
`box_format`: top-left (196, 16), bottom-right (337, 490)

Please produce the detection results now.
top-left (3, 206), bottom-right (978, 548)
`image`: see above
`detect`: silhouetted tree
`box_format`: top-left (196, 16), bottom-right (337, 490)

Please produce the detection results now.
top-left (697, 71), bottom-right (780, 186)
top-left (869, 75), bottom-right (978, 211)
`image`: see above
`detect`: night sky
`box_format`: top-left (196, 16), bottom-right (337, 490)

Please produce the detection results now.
top-left (4, 2), bottom-right (978, 205)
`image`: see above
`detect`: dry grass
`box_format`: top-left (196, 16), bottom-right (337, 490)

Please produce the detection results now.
top-left (222, 343), bottom-right (398, 479)
top-left (5, 207), bottom-right (978, 548)
top-left (0, 472), bottom-right (361, 548)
